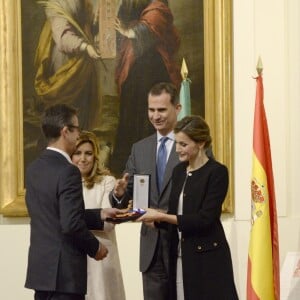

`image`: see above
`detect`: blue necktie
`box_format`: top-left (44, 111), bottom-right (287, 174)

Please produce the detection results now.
top-left (157, 137), bottom-right (168, 193)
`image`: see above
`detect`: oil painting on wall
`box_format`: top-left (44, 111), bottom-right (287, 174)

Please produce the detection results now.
top-left (0, 0), bottom-right (233, 216)
top-left (22, 0), bottom-right (205, 178)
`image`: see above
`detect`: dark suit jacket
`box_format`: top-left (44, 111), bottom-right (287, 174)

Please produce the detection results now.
top-left (168, 160), bottom-right (238, 300)
top-left (110, 133), bottom-right (180, 272)
top-left (25, 149), bottom-right (104, 294)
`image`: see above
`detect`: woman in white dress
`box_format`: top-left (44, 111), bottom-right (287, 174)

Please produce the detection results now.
top-left (72, 131), bottom-right (126, 300)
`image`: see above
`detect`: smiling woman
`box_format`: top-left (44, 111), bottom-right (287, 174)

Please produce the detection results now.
top-left (72, 142), bottom-right (95, 177)
top-left (71, 130), bottom-right (126, 300)
top-left (72, 131), bottom-right (104, 181)
top-left (138, 116), bottom-right (239, 300)
top-left (0, 0), bottom-right (233, 216)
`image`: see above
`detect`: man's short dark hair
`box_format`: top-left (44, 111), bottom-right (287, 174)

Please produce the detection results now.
top-left (148, 82), bottom-right (179, 105)
top-left (41, 104), bottom-right (77, 142)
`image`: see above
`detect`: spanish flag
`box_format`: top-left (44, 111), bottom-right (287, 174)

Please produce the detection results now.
top-left (247, 72), bottom-right (280, 299)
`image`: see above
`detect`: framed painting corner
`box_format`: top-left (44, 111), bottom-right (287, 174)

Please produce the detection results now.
top-left (0, 196), bottom-right (28, 217)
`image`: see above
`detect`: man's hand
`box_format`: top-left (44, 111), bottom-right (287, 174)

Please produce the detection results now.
top-left (100, 207), bottom-right (128, 220)
top-left (94, 244), bottom-right (108, 261)
top-left (113, 173), bottom-right (130, 198)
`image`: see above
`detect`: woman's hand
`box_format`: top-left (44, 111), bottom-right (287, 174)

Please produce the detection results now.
top-left (137, 208), bottom-right (165, 223)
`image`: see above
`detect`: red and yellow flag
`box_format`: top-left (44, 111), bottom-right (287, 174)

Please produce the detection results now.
top-left (247, 74), bottom-right (280, 300)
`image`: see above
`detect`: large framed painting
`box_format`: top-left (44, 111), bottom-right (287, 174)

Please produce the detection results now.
top-left (0, 0), bottom-right (233, 216)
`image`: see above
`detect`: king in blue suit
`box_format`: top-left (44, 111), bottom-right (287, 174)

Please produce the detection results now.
top-left (110, 82), bottom-right (182, 300)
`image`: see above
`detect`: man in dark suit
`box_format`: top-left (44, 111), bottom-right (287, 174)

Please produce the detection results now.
top-left (25, 104), bottom-right (122, 300)
top-left (110, 82), bottom-right (181, 300)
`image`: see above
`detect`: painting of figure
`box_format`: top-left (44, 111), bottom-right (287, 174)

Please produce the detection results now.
top-left (109, 0), bottom-right (182, 175)
top-left (23, 0), bottom-right (114, 167)
top-left (34, 0), bottom-right (101, 130)
top-left (22, 0), bottom-right (204, 177)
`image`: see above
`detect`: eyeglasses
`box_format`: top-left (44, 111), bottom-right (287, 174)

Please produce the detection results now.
top-left (67, 124), bottom-right (82, 132)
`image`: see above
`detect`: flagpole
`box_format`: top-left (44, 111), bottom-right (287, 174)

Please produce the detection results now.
top-left (247, 57), bottom-right (280, 300)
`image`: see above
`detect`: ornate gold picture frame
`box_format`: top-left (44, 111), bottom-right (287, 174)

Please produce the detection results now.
top-left (0, 0), bottom-right (233, 216)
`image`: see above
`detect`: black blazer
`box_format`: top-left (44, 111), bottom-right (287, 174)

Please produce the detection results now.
top-left (168, 160), bottom-right (238, 300)
top-left (25, 150), bottom-right (103, 294)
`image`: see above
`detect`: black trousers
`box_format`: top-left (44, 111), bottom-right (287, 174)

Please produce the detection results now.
top-left (34, 291), bottom-right (84, 300)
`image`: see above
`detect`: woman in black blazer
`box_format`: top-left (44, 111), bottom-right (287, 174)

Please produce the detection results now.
top-left (139, 115), bottom-right (239, 300)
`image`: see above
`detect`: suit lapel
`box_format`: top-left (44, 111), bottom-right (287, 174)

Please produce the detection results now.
top-left (160, 141), bottom-right (179, 194)
top-left (148, 135), bottom-right (159, 202)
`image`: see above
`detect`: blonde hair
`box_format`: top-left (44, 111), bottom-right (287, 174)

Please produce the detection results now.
top-left (74, 131), bottom-right (110, 189)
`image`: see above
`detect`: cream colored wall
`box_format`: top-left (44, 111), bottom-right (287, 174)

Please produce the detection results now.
top-left (232, 0), bottom-right (300, 298)
top-left (0, 218), bottom-right (143, 300)
top-left (1, 0), bottom-right (300, 299)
